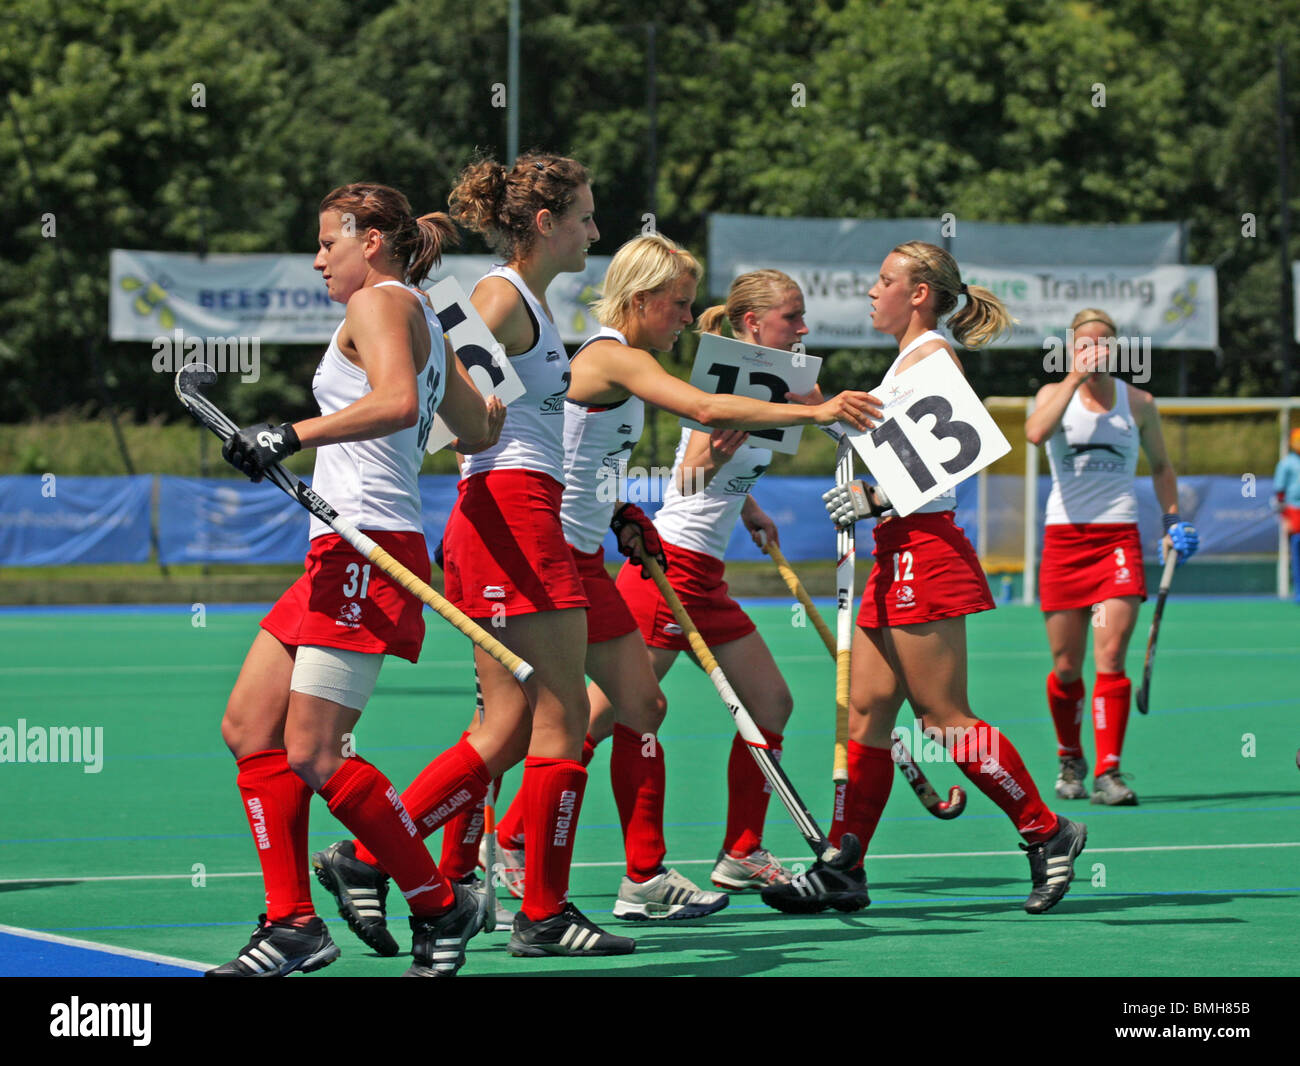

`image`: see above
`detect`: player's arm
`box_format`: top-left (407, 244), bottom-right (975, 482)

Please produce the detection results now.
top-left (611, 343), bottom-right (880, 431)
top-left (1025, 376), bottom-right (1087, 446)
top-left (1135, 387), bottom-right (1197, 562)
top-left (675, 428), bottom-right (748, 495)
top-left (740, 494), bottom-right (779, 548)
top-left (294, 286), bottom-right (422, 448)
top-left (1133, 387), bottom-right (1178, 515)
top-left (470, 275), bottom-right (536, 356)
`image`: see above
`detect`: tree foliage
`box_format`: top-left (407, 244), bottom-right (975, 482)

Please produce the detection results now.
top-left (0, 0), bottom-right (1297, 440)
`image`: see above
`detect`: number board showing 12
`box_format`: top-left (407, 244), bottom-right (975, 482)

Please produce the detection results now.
top-left (845, 351), bottom-right (1010, 516)
top-left (679, 332), bottom-right (823, 455)
top-left (423, 277), bottom-right (527, 454)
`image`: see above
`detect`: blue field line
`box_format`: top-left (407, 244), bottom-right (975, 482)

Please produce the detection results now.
top-left (0, 928), bottom-right (204, 977)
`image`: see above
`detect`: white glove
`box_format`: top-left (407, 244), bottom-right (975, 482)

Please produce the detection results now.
top-left (822, 480), bottom-right (891, 527)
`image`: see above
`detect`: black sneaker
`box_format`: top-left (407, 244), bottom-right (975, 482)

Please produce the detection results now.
top-left (1022, 816), bottom-right (1088, 914)
top-left (760, 861), bottom-right (870, 914)
top-left (311, 840), bottom-right (398, 957)
top-left (204, 914), bottom-right (339, 977)
top-left (508, 903), bottom-right (636, 957)
top-left (405, 881), bottom-right (488, 977)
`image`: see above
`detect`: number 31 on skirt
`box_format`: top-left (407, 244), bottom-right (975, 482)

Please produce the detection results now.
top-left (845, 353), bottom-right (1010, 517)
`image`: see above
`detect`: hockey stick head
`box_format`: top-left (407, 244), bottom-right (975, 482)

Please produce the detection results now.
top-left (175, 362), bottom-right (239, 441)
top-left (820, 831), bottom-right (861, 871)
top-left (929, 786), bottom-right (967, 820)
top-left (175, 360), bottom-right (219, 407)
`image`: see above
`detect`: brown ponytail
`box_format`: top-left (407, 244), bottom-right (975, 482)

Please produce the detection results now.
top-left (318, 183), bottom-right (457, 286)
top-left (696, 304), bottom-right (730, 335)
top-left (449, 153), bottom-right (590, 262)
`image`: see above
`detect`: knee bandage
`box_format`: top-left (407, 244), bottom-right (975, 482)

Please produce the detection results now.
top-left (290, 645), bottom-right (384, 710)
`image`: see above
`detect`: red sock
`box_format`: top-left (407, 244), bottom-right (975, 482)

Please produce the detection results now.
top-left (722, 728), bottom-right (782, 856)
top-left (837, 742), bottom-right (893, 865)
top-left (610, 723), bottom-right (666, 881)
top-left (320, 757), bottom-right (453, 917)
top-left (494, 734), bottom-right (596, 851)
top-left (1092, 672), bottom-right (1132, 775)
top-left (520, 757), bottom-right (587, 922)
top-left (1047, 672), bottom-right (1086, 757)
top-left (236, 749), bottom-right (314, 924)
top-left (946, 721), bottom-right (1059, 844)
top-left (353, 735), bottom-right (490, 868)
top-left (439, 793), bottom-right (485, 881)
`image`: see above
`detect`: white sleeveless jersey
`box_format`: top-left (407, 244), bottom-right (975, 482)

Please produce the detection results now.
top-left (873, 330), bottom-right (956, 515)
top-left (652, 428), bottom-right (773, 560)
top-left (308, 280), bottom-right (445, 539)
top-left (1044, 382), bottom-right (1140, 525)
top-left (560, 326), bottom-right (645, 553)
top-left (461, 265), bottom-right (570, 483)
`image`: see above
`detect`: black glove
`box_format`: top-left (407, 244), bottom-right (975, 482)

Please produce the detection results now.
top-left (610, 503), bottom-right (667, 578)
top-left (222, 422), bottom-right (301, 483)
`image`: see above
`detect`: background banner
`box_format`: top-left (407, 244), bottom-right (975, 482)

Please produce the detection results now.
top-left (110, 251), bottom-right (612, 345)
top-left (0, 476), bottom-right (153, 565)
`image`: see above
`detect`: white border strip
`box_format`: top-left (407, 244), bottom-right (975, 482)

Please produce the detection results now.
top-left (0, 923), bottom-right (209, 971)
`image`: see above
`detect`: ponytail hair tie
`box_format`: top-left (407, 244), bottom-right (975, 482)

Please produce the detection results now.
top-left (959, 283), bottom-right (969, 295)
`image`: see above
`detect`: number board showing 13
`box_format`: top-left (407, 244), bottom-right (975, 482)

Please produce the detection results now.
top-left (679, 332), bottom-right (823, 455)
top-left (846, 351), bottom-right (1010, 516)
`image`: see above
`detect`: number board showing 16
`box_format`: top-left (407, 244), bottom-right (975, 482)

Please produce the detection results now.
top-left (846, 351), bottom-right (1010, 516)
top-left (422, 277), bottom-right (527, 454)
top-left (679, 332), bottom-right (823, 455)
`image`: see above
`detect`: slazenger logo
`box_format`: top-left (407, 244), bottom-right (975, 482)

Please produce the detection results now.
top-left (552, 789), bottom-right (578, 846)
top-left (540, 391), bottom-right (566, 413)
top-left (335, 601), bottom-right (362, 628)
top-left (50, 997), bottom-right (151, 1047)
top-left (483, 585), bottom-right (506, 599)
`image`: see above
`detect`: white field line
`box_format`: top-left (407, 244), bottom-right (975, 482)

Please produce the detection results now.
top-left (4, 840), bottom-right (1296, 882)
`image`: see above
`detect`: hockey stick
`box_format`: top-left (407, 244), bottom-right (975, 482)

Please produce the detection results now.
top-left (1135, 549), bottom-right (1178, 714)
top-left (763, 540), bottom-right (837, 657)
top-left (889, 732), bottom-right (967, 819)
top-left (473, 669), bottom-right (500, 932)
top-left (765, 539), bottom-right (965, 819)
top-left (831, 432), bottom-right (855, 827)
top-left (641, 553), bottom-right (860, 870)
top-left (175, 363), bottom-right (534, 683)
